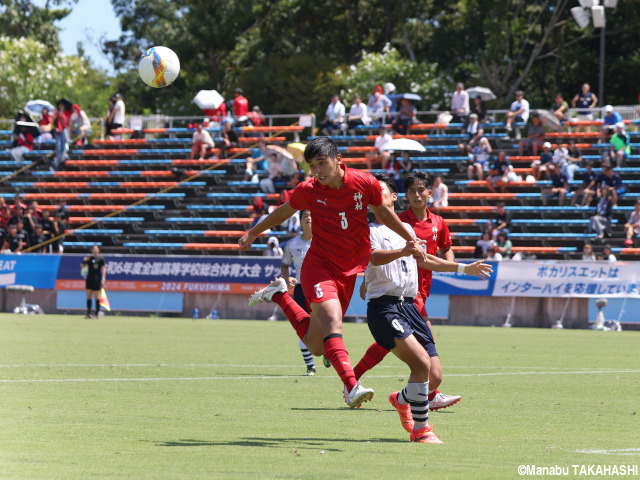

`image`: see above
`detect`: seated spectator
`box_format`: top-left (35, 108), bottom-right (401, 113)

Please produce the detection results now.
top-left (597, 166), bottom-right (626, 206)
top-left (467, 137), bottom-right (492, 180)
top-left (600, 105), bottom-right (623, 142)
top-left (392, 98), bottom-right (416, 134)
top-left (624, 199), bottom-right (640, 246)
top-left (552, 143), bottom-right (569, 171)
top-left (9, 115), bottom-right (35, 164)
top-left (458, 113), bottom-right (484, 153)
top-left (486, 243), bottom-right (503, 261)
top-left (247, 105), bottom-right (265, 127)
top-left (202, 101), bottom-right (226, 124)
top-left (233, 88), bottom-right (250, 127)
top-left (491, 201), bottom-right (511, 239)
top-left (280, 152), bottom-right (299, 188)
top-left (29, 200), bottom-right (42, 221)
top-left (564, 140), bottom-right (583, 181)
top-left (470, 96), bottom-right (488, 123)
top-left (475, 230), bottom-right (493, 258)
top-left (367, 85), bottom-right (392, 123)
top-left (50, 212), bottom-right (66, 253)
top-left (570, 161), bottom-right (597, 206)
top-left (605, 122), bottom-right (630, 168)
top-left (518, 114), bottom-right (545, 156)
top-left (263, 236), bottom-right (283, 257)
top-left (427, 175), bottom-right (448, 214)
top-left (38, 107), bottom-right (53, 142)
top-left (106, 93), bottom-right (125, 139)
top-left (30, 224), bottom-right (49, 253)
top-left (319, 94), bottom-right (345, 135)
top-left (68, 104), bottom-right (91, 146)
top-left (541, 164), bottom-right (568, 206)
top-left (259, 153), bottom-right (282, 194)
top-left (530, 141), bottom-right (553, 181)
top-left (450, 82), bottom-right (470, 124)
top-left (589, 185), bottom-right (613, 240)
top-left (365, 126), bottom-right (392, 170)
top-left (485, 151), bottom-right (511, 193)
top-left (347, 94), bottom-right (369, 134)
top-left (582, 243), bottom-right (596, 261)
top-left (496, 231), bottom-right (512, 259)
top-left (598, 244), bottom-right (616, 262)
top-left (505, 90), bottom-right (529, 133)
top-left (551, 93), bottom-right (569, 122)
top-left (385, 152), bottom-right (412, 194)
top-left (250, 195), bottom-right (267, 228)
top-left (215, 119), bottom-right (239, 159)
top-left (244, 138), bottom-right (269, 181)
top-left (190, 123), bottom-right (215, 160)
top-left (2, 224), bottom-right (26, 253)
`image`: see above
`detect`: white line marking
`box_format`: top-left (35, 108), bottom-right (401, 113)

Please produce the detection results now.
top-left (576, 448), bottom-right (640, 455)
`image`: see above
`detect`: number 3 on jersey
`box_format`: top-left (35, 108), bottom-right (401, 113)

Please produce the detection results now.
top-left (338, 212), bottom-right (348, 229)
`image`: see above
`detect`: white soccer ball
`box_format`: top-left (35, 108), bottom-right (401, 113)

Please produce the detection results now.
top-left (138, 46), bottom-right (180, 88)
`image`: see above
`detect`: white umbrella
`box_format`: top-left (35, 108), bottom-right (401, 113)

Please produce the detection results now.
top-left (381, 138), bottom-right (426, 152)
top-left (24, 99), bottom-right (56, 119)
top-left (465, 87), bottom-right (496, 101)
top-left (535, 109), bottom-right (562, 132)
top-left (192, 90), bottom-right (224, 110)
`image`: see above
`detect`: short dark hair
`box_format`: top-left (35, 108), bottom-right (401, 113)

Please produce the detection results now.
top-left (372, 172), bottom-right (397, 195)
top-left (496, 201), bottom-right (505, 208)
top-left (403, 170), bottom-right (433, 191)
top-left (235, 88), bottom-right (243, 95)
top-left (304, 137), bottom-right (338, 162)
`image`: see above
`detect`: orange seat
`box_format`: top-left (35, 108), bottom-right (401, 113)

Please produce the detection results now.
top-left (85, 149), bottom-right (139, 155)
top-left (202, 230), bottom-right (269, 237)
top-left (240, 126), bottom-right (304, 132)
top-left (66, 160), bottom-right (120, 166)
top-left (173, 159), bottom-right (229, 166)
top-left (620, 248), bottom-right (640, 255)
top-left (545, 132), bottom-right (600, 138)
top-left (33, 182), bottom-right (89, 188)
top-left (224, 218), bottom-right (253, 224)
top-left (449, 193), bottom-right (518, 199)
top-left (464, 181), bottom-right (533, 187)
top-left (183, 243), bottom-right (244, 250)
top-left (446, 219), bottom-right (482, 225)
top-left (441, 206), bottom-right (494, 212)
top-left (93, 139), bottom-right (149, 145)
top-left (364, 134), bottom-right (429, 141)
top-left (54, 171), bottom-right (111, 177)
top-left (119, 182), bottom-right (178, 188)
top-left (238, 136), bottom-right (286, 143)
top-left (345, 146), bottom-right (375, 152)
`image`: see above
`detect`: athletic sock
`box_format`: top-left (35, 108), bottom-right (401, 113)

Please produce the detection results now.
top-left (86, 299), bottom-right (91, 316)
top-left (298, 337), bottom-right (315, 368)
top-left (272, 292), bottom-right (310, 340)
top-left (93, 298), bottom-right (100, 317)
top-left (403, 381), bottom-right (429, 430)
top-left (353, 342), bottom-right (390, 381)
top-left (428, 388), bottom-right (440, 402)
top-left (323, 334), bottom-right (357, 392)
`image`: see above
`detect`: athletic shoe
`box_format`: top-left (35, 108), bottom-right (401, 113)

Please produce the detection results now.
top-left (248, 278), bottom-right (287, 306)
top-left (322, 355), bottom-right (331, 368)
top-left (624, 238), bottom-right (633, 246)
top-left (84, 314), bottom-right (92, 319)
top-left (344, 382), bottom-right (374, 409)
top-left (411, 425), bottom-right (443, 444)
top-left (389, 392), bottom-right (414, 433)
top-left (429, 392), bottom-right (461, 411)
top-left (305, 366), bottom-right (316, 376)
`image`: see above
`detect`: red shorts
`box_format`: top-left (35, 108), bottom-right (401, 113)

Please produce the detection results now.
top-left (300, 254), bottom-right (357, 315)
top-left (414, 292), bottom-right (429, 318)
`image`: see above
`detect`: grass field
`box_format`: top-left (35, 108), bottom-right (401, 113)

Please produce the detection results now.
top-left (1, 314), bottom-right (639, 480)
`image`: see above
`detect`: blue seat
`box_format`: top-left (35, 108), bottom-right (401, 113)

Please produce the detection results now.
top-left (92, 217), bottom-right (145, 223)
top-left (71, 229), bottom-right (124, 234)
top-left (64, 241), bottom-right (103, 247)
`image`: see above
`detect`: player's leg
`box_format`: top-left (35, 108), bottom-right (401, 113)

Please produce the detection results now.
top-left (85, 289), bottom-right (92, 318)
top-left (353, 341), bottom-right (389, 381)
top-left (92, 289), bottom-right (100, 317)
top-left (293, 284), bottom-right (315, 375)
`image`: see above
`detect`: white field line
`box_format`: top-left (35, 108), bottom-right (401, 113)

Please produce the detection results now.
top-left (1, 369), bottom-right (639, 383)
top-left (576, 448), bottom-right (640, 455)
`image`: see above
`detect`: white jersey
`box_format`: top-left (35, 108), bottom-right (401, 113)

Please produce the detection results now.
top-left (365, 222), bottom-right (419, 300)
top-left (282, 234), bottom-right (311, 282)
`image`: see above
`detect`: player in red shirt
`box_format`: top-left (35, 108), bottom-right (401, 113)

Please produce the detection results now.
top-left (233, 88), bottom-right (249, 117)
top-left (240, 137), bottom-right (426, 409)
top-left (353, 171), bottom-right (461, 410)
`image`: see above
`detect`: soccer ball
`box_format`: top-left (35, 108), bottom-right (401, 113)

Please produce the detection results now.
top-left (138, 46), bottom-right (180, 88)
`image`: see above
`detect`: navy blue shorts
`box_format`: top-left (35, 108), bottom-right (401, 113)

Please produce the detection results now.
top-left (367, 296), bottom-right (438, 357)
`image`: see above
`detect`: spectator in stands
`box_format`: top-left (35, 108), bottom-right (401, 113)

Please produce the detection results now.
top-left (346, 94), bottom-right (369, 135)
top-left (190, 123), bottom-right (215, 160)
top-left (233, 88), bottom-right (250, 126)
top-left (564, 140), bottom-right (583, 181)
top-left (30, 224), bottom-right (48, 253)
top-left (531, 141), bottom-right (553, 181)
top-left (367, 85), bottom-right (392, 123)
top-left (29, 200), bottom-right (42, 222)
top-left (605, 122), bottom-right (630, 168)
top-left (55, 199), bottom-right (69, 221)
top-left (551, 93), bottom-right (569, 122)
top-left (68, 104), bottom-right (91, 146)
top-left (215, 119), bottom-right (239, 159)
top-left (491, 201), bottom-right (511, 239)
top-left (9, 114), bottom-right (35, 164)
top-left (40, 209), bottom-right (53, 241)
top-left (552, 143), bottom-right (569, 173)
top-left (202, 101), bottom-right (227, 124)
top-left (50, 212), bottom-right (65, 253)
top-left (385, 152), bottom-right (412, 194)
top-left (496, 231), bottom-right (512, 259)
top-left (505, 90), bottom-right (529, 133)
top-left (365, 126), bottom-right (392, 170)
top-left (601, 105), bottom-right (623, 142)
top-left (263, 236), bottom-right (283, 257)
top-left (582, 243), bottom-right (596, 261)
top-left (23, 207), bottom-right (37, 238)
top-left (38, 107), bottom-right (53, 142)
top-left (392, 98), bottom-right (416, 134)
top-left (589, 185), bottom-right (613, 240)
top-left (471, 96), bottom-right (488, 124)
top-left (2, 224), bottom-right (26, 253)
top-left (485, 151), bottom-right (511, 193)
top-left (571, 83), bottom-right (598, 131)
top-left (468, 137), bottom-right (492, 180)
top-left (450, 82), bottom-right (470, 124)
top-left (319, 94), bottom-right (345, 135)
top-left (259, 153), bottom-right (282, 194)
top-left (9, 205), bottom-right (27, 228)
top-left (107, 93), bottom-right (125, 137)
top-left (0, 198), bottom-right (10, 231)
top-left (427, 175), bottom-right (448, 214)
top-left (518, 113), bottom-right (545, 156)
top-left (458, 113), bottom-right (484, 153)
top-left (104, 98), bottom-right (115, 139)
top-left (244, 138), bottom-right (269, 181)
top-left (247, 106), bottom-right (265, 127)
top-left (598, 166), bottom-right (626, 206)
top-left (52, 101), bottom-right (69, 170)
top-left (541, 164), bottom-right (568, 206)
top-left (475, 230), bottom-right (493, 258)
top-left (280, 152), bottom-right (299, 188)
top-left (570, 161), bottom-right (597, 206)
top-left (624, 199), bottom-right (640, 246)
top-left (11, 194), bottom-right (26, 215)
top-left (250, 196), bottom-right (267, 229)
top-left (486, 243), bottom-right (503, 261)
top-left (599, 244), bottom-right (616, 262)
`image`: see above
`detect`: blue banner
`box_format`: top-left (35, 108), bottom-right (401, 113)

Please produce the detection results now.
top-left (0, 254), bottom-right (61, 289)
top-left (429, 263), bottom-right (498, 296)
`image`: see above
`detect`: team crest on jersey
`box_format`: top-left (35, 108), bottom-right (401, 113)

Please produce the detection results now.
top-left (353, 192), bottom-right (363, 210)
top-left (432, 226), bottom-right (438, 242)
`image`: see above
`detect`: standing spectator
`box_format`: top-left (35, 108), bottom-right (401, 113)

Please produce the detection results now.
top-left (485, 151), bottom-right (511, 193)
top-left (108, 93), bottom-right (126, 135)
top-left (541, 164), bottom-right (568, 206)
top-left (215, 119), bottom-right (239, 159)
top-left (233, 88), bottom-right (250, 126)
top-left (263, 236), bottom-right (283, 257)
top-left (50, 212), bottom-right (66, 253)
top-left (10, 194), bottom-right (26, 215)
top-left (2, 224), bottom-right (26, 253)
top-left (365, 126), bottom-right (392, 170)
top-left (55, 199), bottom-right (69, 221)
top-left (518, 114), bottom-right (545, 156)
top-left (467, 137), bottom-right (492, 180)
top-left (259, 153), bottom-right (282, 194)
top-left (589, 185), bottom-right (613, 240)
top-left (531, 141), bottom-right (553, 181)
top-left (29, 200), bottom-right (42, 222)
top-left (601, 105), bottom-right (623, 142)
top-left (582, 243), bottom-right (596, 261)
top-left (190, 123), bottom-right (214, 160)
top-left (52, 102), bottom-right (69, 170)
top-left (319, 94), bottom-right (345, 135)
top-left (30, 224), bottom-right (49, 253)
top-left (570, 161), bottom-right (598, 206)
top-left (247, 106), bottom-right (265, 127)
top-left (571, 83), bottom-right (598, 122)
top-left (40, 209), bottom-right (54, 244)
top-left (68, 104), bottom-right (91, 146)
top-left (427, 175), bottom-right (448, 214)
top-left (470, 96), bottom-right (487, 123)
top-left (605, 122), bottom-right (630, 168)
top-left (450, 82), bottom-right (470, 123)
top-left (458, 113), bottom-right (484, 153)
top-left (551, 93), bottom-right (569, 121)
top-left (104, 98), bottom-right (116, 139)
top-left (496, 231), bottom-right (512, 259)
top-left (598, 244), bottom-right (616, 262)
top-left (346, 94), bottom-right (369, 135)
top-left (367, 85), bottom-right (392, 123)
top-left (392, 98), bottom-right (416, 134)
top-left (491, 202), bottom-right (511, 239)
top-left (385, 152), bottom-right (412, 194)
top-left (505, 90), bottom-right (530, 133)
top-left (244, 138), bottom-right (269, 181)
top-left (623, 199), bottom-right (640, 246)
top-left (9, 115), bottom-right (35, 164)
top-left (564, 140), bottom-right (583, 181)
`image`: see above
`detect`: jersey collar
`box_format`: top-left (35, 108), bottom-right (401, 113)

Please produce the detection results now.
top-left (405, 206), bottom-right (433, 223)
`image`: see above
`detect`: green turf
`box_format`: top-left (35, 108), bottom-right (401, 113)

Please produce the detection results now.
top-left (1, 314), bottom-right (639, 479)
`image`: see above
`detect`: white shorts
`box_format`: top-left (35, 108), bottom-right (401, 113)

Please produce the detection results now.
top-left (576, 113), bottom-right (593, 121)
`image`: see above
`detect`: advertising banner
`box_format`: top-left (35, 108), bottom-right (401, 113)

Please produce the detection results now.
top-left (0, 254), bottom-right (61, 289)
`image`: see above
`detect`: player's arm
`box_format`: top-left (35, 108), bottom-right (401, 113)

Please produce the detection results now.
top-left (369, 240), bottom-right (420, 266)
top-left (418, 255), bottom-right (493, 279)
top-left (369, 203), bottom-right (426, 261)
top-left (280, 261), bottom-right (296, 289)
top-left (440, 245), bottom-right (455, 262)
top-left (239, 202), bottom-right (297, 250)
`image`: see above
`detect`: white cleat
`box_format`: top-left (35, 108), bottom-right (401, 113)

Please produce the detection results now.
top-left (429, 392), bottom-right (461, 411)
top-left (344, 382), bottom-right (374, 409)
top-left (248, 278), bottom-right (287, 307)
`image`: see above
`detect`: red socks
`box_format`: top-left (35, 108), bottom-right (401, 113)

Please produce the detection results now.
top-left (323, 334), bottom-right (357, 392)
top-left (272, 292), bottom-right (310, 340)
top-left (353, 342), bottom-right (390, 381)
top-left (428, 389), bottom-right (440, 401)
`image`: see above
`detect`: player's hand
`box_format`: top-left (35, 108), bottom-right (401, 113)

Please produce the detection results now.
top-left (286, 276), bottom-right (297, 289)
top-left (407, 238), bottom-right (427, 262)
top-left (83, 256), bottom-right (89, 261)
top-left (359, 278), bottom-right (367, 300)
top-left (463, 260), bottom-right (493, 279)
top-left (238, 232), bottom-right (257, 251)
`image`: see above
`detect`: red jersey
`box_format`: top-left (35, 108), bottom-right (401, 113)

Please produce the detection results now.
top-left (398, 207), bottom-right (452, 297)
top-left (233, 96), bottom-right (249, 116)
top-left (289, 164), bottom-right (382, 276)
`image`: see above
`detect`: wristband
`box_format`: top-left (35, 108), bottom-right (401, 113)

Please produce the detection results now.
top-left (457, 263), bottom-right (466, 274)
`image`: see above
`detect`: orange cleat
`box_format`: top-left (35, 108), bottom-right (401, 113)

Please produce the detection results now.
top-left (388, 392), bottom-right (414, 433)
top-left (411, 424), bottom-right (443, 444)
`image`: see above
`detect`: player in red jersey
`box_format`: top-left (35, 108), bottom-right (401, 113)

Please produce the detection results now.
top-left (240, 137), bottom-right (426, 408)
top-left (353, 170), bottom-right (461, 410)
